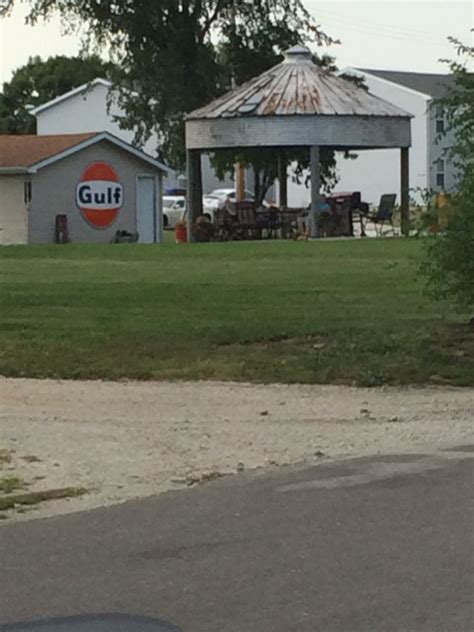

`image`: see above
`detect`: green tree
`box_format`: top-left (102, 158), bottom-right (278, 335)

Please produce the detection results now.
top-left (1, 0), bottom-right (334, 168)
top-left (423, 36), bottom-right (474, 312)
top-left (0, 55), bottom-right (112, 134)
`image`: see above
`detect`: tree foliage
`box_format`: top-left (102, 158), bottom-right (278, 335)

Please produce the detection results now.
top-left (0, 55), bottom-right (112, 134)
top-left (423, 35), bottom-right (474, 312)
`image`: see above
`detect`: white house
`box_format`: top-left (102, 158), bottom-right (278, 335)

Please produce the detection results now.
top-left (30, 78), bottom-right (233, 194)
top-left (335, 69), bottom-right (456, 205)
top-left (286, 69), bottom-right (456, 207)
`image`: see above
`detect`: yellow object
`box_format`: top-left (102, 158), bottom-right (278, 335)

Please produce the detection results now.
top-left (436, 192), bottom-right (453, 230)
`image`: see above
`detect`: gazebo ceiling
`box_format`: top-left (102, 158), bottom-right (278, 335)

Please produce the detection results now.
top-left (186, 46), bottom-right (413, 151)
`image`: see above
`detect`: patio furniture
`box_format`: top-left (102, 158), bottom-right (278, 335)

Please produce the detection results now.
top-left (214, 207), bottom-right (239, 241)
top-left (236, 202), bottom-right (259, 240)
top-left (329, 191), bottom-right (369, 236)
top-left (279, 210), bottom-right (299, 239)
top-left (266, 207), bottom-right (283, 239)
top-left (363, 194), bottom-right (397, 236)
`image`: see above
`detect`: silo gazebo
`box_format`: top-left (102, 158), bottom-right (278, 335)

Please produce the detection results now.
top-left (185, 46), bottom-right (412, 240)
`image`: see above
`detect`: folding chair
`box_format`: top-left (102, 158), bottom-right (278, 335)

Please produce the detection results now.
top-left (363, 194), bottom-right (397, 236)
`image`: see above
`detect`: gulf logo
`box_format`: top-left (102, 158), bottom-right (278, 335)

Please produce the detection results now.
top-left (76, 162), bottom-right (124, 229)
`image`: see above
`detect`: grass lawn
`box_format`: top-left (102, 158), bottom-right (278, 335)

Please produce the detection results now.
top-left (0, 239), bottom-right (472, 386)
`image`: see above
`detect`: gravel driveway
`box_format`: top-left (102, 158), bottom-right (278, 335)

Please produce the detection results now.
top-left (1, 378), bottom-right (473, 523)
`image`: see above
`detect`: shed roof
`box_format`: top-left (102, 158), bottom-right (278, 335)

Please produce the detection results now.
top-left (0, 132), bottom-right (168, 174)
top-left (188, 46), bottom-right (411, 121)
top-left (0, 133), bottom-right (96, 169)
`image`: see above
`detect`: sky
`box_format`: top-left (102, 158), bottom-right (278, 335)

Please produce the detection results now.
top-left (0, 0), bottom-right (472, 85)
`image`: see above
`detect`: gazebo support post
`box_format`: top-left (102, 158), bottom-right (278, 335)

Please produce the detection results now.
top-left (400, 147), bottom-right (410, 237)
top-left (235, 162), bottom-right (246, 202)
top-left (310, 145), bottom-right (321, 239)
top-left (278, 152), bottom-right (288, 209)
top-left (186, 149), bottom-right (203, 243)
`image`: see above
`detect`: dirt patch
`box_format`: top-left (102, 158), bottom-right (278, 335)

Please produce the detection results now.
top-left (0, 377), bottom-right (473, 523)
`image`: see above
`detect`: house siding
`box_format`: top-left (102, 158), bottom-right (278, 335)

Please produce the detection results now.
top-left (36, 83), bottom-right (159, 158)
top-left (428, 103), bottom-right (459, 194)
top-left (333, 72), bottom-right (428, 206)
top-left (0, 175), bottom-right (28, 245)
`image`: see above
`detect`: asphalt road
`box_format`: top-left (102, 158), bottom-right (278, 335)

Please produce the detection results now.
top-left (1, 448), bottom-right (473, 632)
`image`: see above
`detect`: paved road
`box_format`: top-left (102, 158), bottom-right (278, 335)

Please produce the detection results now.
top-left (1, 448), bottom-right (473, 632)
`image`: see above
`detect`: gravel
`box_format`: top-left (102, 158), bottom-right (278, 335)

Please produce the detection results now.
top-left (1, 378), bottom-right (473, 523)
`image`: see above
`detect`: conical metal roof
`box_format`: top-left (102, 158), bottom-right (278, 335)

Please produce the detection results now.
top-left (188, 46), bottom-right (411, 120)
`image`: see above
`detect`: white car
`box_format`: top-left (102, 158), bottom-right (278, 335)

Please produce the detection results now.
top-left (162, 196), bottom-right (186, 229)
top-left (202, 188), bottom-right (258, 219)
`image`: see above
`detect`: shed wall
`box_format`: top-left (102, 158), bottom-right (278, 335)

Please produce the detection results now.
top-left (29, 141), bottom-right (161, 244)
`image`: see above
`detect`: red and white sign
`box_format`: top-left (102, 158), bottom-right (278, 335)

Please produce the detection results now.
top-left (76, 162), bottom-right (124, 229)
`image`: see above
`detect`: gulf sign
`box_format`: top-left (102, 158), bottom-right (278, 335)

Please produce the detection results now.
top-left (76, 162), bottom-right (124, 229)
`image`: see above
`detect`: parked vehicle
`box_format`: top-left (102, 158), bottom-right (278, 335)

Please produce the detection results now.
top-left (202, 188), bottom-right (258, 220)
top-left (163, 196), bottom-right (186, 229)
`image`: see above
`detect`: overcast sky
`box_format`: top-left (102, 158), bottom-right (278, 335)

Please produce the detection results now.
top-left (0, 0), bottom-right (472, 85)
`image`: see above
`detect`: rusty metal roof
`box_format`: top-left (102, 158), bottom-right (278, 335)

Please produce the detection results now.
top-left (188, 46), bottom-right (412, 120)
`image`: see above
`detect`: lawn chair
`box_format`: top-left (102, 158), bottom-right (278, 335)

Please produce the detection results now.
top-left (267, 206), bottom-right (283, 239)
top-left (363, 194), bottom-right (397, 237)
top-left (236, 202), bottom-right (258, 240)
top-left (214, 207), bottom-right (239, 241)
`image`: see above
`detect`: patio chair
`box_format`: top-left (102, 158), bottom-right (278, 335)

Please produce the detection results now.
top-left (363, 194), bottom-right (397, 236)
top-left (214, 207), bottom-right (239, 241)
top-left (267, 206), bottom-right (283, 239)
top-left (236, 202), bottom-right (258, 240)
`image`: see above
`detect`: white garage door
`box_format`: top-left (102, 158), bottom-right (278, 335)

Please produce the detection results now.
top-left (137, 176), bottom-right (156, 244)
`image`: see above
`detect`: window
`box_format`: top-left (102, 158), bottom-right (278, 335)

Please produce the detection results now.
top-left (435, 159), bottom-right (445, 190)
top-left (434, 104), bottom-right (445, 135)
top-left (24, 181), bottom-right (32, 204)
top-left (436, 119), bottom-right (445, 134)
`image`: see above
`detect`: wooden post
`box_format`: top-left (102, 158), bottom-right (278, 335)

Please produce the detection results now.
top-left (186, 149), bottom-right (203, 243)
top-left (310, 145), bottom-right (321, 239)
top-left (235, 162), bottom-right (246, 202)
top-left (278, 152), bottom-right (288, 209)
top-left (400, 147), bottom-right (410, 237)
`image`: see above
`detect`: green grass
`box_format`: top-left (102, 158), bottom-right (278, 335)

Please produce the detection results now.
top-left (0, 487), bottom-right (88, 511)
top-left (0, 240), bottom-right (472, 386)
top-left (0, 476), bottom-right (25, 494)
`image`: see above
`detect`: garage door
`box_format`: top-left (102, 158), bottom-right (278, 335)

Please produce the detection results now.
top-left (137, 176), bottom-right (156, 243)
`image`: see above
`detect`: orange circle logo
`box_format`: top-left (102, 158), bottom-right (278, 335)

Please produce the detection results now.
top-left (76, 162), bottom-right (124, 229)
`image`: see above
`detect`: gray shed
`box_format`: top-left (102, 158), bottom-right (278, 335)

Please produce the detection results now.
top-left (185, 46), bottom-right (413, 238)
top-left (0, 131), bottom-right (167, 245)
